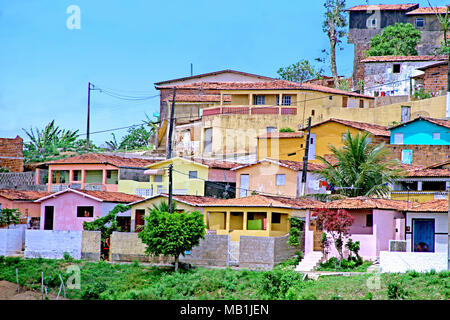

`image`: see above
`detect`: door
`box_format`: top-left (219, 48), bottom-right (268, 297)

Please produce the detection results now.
top-left (135, 209), bottom-right (145, 232)
top-left (413, 219), bottom-right (435, 252)
top-left (309, 219), bottom-right (323, 251)
top-left (239, 174), bottom-right (249, 198)
top-left (308, 134), bottom-right (316, 160)
top-left (44, 206), bottom-right (54, 230)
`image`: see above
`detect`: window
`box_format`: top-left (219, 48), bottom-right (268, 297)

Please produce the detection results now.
top-left (415, 18), bottom-right (425, 28)
top-left (359, 99), bottom-right (364, 108)
top-left (311, 109), bottom-right (315, 116)
top-left (153, 175), bottom-right (162, 182)
top-left (106, 170), bottom-right (112, 179)
top-left (282, 95), bottom-right (291, 106)
top-left (342, 96), bottom-right (348, 108)
top-left (271, 212), bottom-right (281, 224)
top-left (72, 170), bottom-right (80, 181)
top-left (276, 95), bottom-right (280, 106)
top-left (276, 174), bottom-right (286, 186)
top-left (204, 128), bottom-right (212, 153)
top-left (240, 174), bottom-right (249, 198)
top-left (342, 133), bottom-right (348, 141)
top-left (393, 64), bottom-right (401, 74)
top-left (394, 133), bottom-right (404, 144)
top-left (77, 206), bottom-right (94, 218)
top-left (432, 133), bottom-right (440, 140)
top-left (156, 185), bottom-right (163, 194)
top-left (366, 214), bottom-right (373, 227)
top-left (266, 126), bottom-right (276, 133)
top-left (189, 171), bottom-right (198, 179)
top-left (367, 18), bottom-right (377, 28)
top-left (422, 181), bottom-right (447, 191)
top-left (253, 95), bottom-right (265, 105)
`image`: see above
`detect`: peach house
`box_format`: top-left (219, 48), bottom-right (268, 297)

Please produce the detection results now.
top-left (0, 189), bottom-right (52, 228)
top-left (34, 188), bottom-right (143, 232)
top-left (40, 153), bottom-right (160, 193)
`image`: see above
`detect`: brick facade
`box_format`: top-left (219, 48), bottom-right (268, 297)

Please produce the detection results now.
top-left (0, 136), bottom-right (24, 172)
top-left (423, 64), bottom-right (448, 95)
top-left (386, 144), bottom-right (450, 167)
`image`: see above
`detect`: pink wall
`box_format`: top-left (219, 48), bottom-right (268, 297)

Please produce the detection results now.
top-left (208, 168), bottom-right (236, 183)
top-left (0, 197), bottom-right (41, 218)
top-left (374, 209), bottom-right (405, 254)
top-left (39, 192), bottom-right (102, 231)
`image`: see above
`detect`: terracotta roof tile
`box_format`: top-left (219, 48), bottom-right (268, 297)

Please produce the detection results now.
top-left (74, 190), bottom-right (144, 203)
top-left (389, 116), bottom-right (450, 130)
top-left (231, 159), bottom-right (325, 172)
top-left (311, 118), bottom-right (391, 137)
top-left (407, 199), bottom-right (448, 212)
top-left (0, 189), bottom-right (52, 201)
top-left (163, 95), bottom-right (231, 103)
top-left (361, 55), bottom-right (448, 63)
top-left (320, 197), bottom-right (410, 211)
top-left (406, 7), bottom-right (449, 15)
top-left (347, 4), bottom-right (419, 11)
top-left (189, 158), bottom-right (242, 169)
top-left (46, 153), bottom-right (160, 168)
top-left (158, 80), bottom-right (374, 99)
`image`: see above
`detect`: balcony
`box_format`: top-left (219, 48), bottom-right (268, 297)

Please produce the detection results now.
top-left (202, 106), bottom-right (297, 117)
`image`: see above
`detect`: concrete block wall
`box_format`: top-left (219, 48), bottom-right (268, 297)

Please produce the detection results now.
top-left (273, 232), bottom-right (304, 266)
top-left (24, 230), bottom-right (82, 259)
top-left (380, 251), bottom-right (448, 273)
top-left (81, 231), bottom-right (101, 261)
top-left (386, 145), bottom-right (450, 166)
top-left (0, 136), bottom-right (24, 172)
top-left (0, 228), bottom-right (24, 256)
top-left (180, 234), bottom-right (229, 267)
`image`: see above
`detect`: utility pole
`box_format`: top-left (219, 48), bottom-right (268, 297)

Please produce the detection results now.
top-left (300, 117), bottom-right (312, 197)
top-left (166, 87), bottom-right (177, 160)
top-left (190, 63), bottom-right (193, 76)
top-left (168, 164), bottom-right (173, 214)
top-left (86, 82), bottom-right (92, 149)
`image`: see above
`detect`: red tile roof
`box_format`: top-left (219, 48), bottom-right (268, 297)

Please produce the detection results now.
top-left (406, 167), bottom-right (450, 177)
top-left (231, 159), bottom-right (326, 172)
top-left (46, 153), bottom-right (160, 168)
top-left (406, 7), bottom-right (449, 15)
top-left (189, 158), bottom-right (242, 169)
top-left (162, 95), bottom-right (231, 103)
top-left (158, 80), bottom-right (374, 99)
top-left (154, 69), bottom-right (276, 86)
top-left (0, 189), bottom-right (52, 201)
top-left (257, 131), bottom-right (304, 139)
top-left (319, 197), bottom-right (410, 210)
top-left (347, 4), bottom-right (419, 11)
top-left (426, 160), bottom-right (450, 169)
top-left (75, 190), bottom-right (144, 203)
top-left (407, 199), bottom-right (448, 212)
top-left (389, 116), bottom-right (450, 130)
top-left (311, 118), bottom-right (391, 137)
top-left (361, 55), bottom-right (448, 63)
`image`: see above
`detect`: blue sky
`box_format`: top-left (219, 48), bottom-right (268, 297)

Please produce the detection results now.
top-left (0, 0), bottom-right (441, 146)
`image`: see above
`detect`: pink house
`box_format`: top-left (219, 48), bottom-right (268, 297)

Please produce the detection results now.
top-left (304, 197), bottom-right (408, 261)
top-left (39, 153), bottom-right (160, 193)
top-left (34, 189), bottom-right (143, 232)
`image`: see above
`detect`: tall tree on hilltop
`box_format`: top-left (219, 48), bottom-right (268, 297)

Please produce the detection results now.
top-left (323, 0), bottom-right (348, 88)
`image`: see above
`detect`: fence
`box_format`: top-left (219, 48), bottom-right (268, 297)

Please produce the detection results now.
top-left (379, 251), bottom-right (448, 273)
top-left (0, 228), bottom-right (24, 256)
top-left (24, 230), bottom-right (101, 260)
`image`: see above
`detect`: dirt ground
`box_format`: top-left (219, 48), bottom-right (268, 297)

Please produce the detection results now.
top-left (0, 280), bottom-right (68, 300)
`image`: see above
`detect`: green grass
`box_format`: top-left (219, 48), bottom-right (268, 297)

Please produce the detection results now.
top-left (316, 257), bottom-right (373, 272)
top-left (0, 256), bottom-right (448, 300)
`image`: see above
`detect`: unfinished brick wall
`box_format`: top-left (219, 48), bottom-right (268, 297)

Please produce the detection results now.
top-left (386, 144), bottom-right (450, 167)
top-left (0, 136), bottom-right (24, 172)
top-left (423, 64), bottom-right (448, 95)
top-left (353, 42), bottom-right (370, 84)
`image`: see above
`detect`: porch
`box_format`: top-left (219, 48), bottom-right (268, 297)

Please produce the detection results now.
top-left (47, 168), bottom-right (119, 192)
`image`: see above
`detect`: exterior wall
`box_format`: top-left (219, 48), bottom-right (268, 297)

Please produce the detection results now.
top-left (390, 120), bottom-right (450, 145)
top-left (101, 202), bottom-right (131, 217)
top-left (374, 209), bottom-right (405, 255)
top-left (147, 158), bottom-right (208, 196)
top-left (405, 212), bottom-right (448, 254)
top-left (180, 233), bottom-right (229, 267)
top-left (0, 197), bottom-right (42, 218)
top-left (0, 136), bottom-right (24, 172)
top-left (386, 144), bottom-right (450, 166)
top-left (380, 251), bottom-right (448, 272)
top-left (257, 137), bottom-right (305, 162)
top-left (81, 231), bottom-right (101, 261)
top-left (39, 192), bottom-right (102, 231)
top-left (391, 192), bottom-right (448, 203)
top-left (118, 180), bottom-right (153, 196)
top-left (24, 230), bottom-right (83, 259)
top-left (239, 233), bottom-right (304, 270)
top-left (422, 64), bottom-right (448, 94)
top-left (0, 228), bottom-right (24, 256)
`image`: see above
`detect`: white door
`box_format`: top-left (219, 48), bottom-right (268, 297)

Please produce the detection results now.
top-left (239, 174), bottom-right (249, 198)
top-left (308, 134), bottom-right (316, 160)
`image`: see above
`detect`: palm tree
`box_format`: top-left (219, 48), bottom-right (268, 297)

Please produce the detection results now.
top-left (316, 131), bottom-right (405, 197)
top-left (152, 201), bottom-right (177, 213)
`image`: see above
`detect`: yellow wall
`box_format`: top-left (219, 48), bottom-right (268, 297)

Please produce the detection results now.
top-left (146, 157), bottom-right (209, 196)
top-left (391, 193), bottom-right (448, 203)
top-left (118, 180), bottom-right (153, 195)
top-left (257, 137), bottom-right (305, 162)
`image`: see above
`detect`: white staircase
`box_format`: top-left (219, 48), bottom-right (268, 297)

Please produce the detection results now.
top-left (295, 251), bottom-right (323, 272)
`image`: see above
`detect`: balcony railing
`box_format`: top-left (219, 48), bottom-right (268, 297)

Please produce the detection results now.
top-left (202, 106), bottom-right (297, 117)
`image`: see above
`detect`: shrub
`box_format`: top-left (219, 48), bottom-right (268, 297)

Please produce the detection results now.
top-left (81, 282), bottom-right (108, 300)
top-left (387, 281), bottom-right (408, 300)
top-left (259, 267), bottom-right (305, 299)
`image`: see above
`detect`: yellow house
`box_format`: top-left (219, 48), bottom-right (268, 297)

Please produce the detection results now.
top-left (129, 193), bottom-right (323, 241)
top-left (144, 157), bottom-right (209, 197)
top-left (391, 160), bottom-right (450, 203)
top-left (257, 118), bottom-right (391, 163)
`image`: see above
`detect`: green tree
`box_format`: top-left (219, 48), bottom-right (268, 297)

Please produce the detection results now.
top-left (316, 131), bottom-right (404, 197)
top-left (323, 0), bottom-right (347, 88)
top-left (367, 23), bottom-right (421, 57)
top-left (277, 60), bottom-right (322, 83)
top-left (138, 202), bottom-right (206, 271)
top-left (428, 2), bottom-right (450, 47)
top-left (0, 208), bottom-right (21, 228)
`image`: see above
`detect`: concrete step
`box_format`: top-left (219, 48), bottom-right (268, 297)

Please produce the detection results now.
top-left (295, 252), bottom-right (323, 272)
